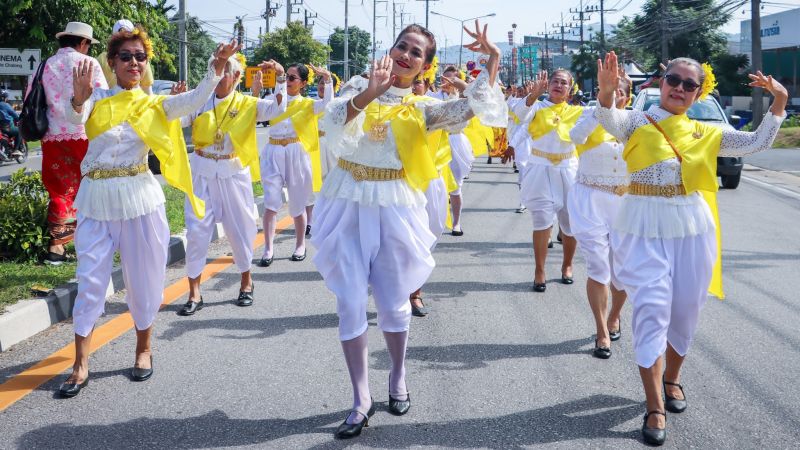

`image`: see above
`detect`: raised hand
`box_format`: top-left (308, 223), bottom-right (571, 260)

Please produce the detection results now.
top-left (749, 70), bottom-right (789, 117)
top-left (215, 38), bottom-right (241, 61)
top-left (169, 81), bottom-right (187, 95)
top-left (72, 59), bottom-right (95, 108)
top-left (258, 59), bottom-right (285, 77)
top-left (463, 20), bottom-right (500, 57)
top-left (596, 51), bottom-right (619, 108)
top-left (252, 70), bottom-right (263, 95)
top-left (308, 64), bottom-right (331, 83)
top-left (367, 55), bottom-right (397, 97)
top-left (441, 76), bottom-right (467, 94)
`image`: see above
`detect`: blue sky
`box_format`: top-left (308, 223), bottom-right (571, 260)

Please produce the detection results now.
top-left (169, 0), bottom-right (799, 51)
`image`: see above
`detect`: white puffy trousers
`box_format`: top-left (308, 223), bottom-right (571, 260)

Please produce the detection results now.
top-left (72, 206), bottom-right (170, 337)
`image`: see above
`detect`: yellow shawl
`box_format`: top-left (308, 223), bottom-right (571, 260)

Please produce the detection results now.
top-left (527, 102), bottom-right (583, 142)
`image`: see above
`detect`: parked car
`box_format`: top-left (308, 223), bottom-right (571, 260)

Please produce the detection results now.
top-left (632, 88), bottom-right (743, 189)
top-left (151, 80), bottom-right (177, 95)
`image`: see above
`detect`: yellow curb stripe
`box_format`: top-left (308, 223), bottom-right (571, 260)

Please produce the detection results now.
top-left (0, 216), bottom-right (293, 412)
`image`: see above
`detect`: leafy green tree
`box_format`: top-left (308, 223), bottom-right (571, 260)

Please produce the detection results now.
top-left (711, 53), bottom-right (751, 96)
top-left (2, 0), bottom-right (171, 68)
top-left (327, 26), bottom-right (371, 80)
top-left (572, 38), bottom-right (602, 94)
top-left (252, 21), bottom-right (330, 67)
top-left (154, 14), bottom-right (217, 86)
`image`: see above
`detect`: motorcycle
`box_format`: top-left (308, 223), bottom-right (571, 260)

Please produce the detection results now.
top-left (0, 120), bottom-right (28, 164)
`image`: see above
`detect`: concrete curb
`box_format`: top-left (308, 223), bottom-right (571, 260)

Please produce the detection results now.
top-left (0, 197), bottom-right (267, 352)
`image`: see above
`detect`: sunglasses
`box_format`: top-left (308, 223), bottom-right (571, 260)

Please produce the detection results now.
top-left (117, 51), bottom-right (148, 63)
top-left (663, 74), bottom-right (700, 92)
top-left (287, 75), bottom-right (302, 82)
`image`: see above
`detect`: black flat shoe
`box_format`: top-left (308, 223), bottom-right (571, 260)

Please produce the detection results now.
top-left (547, 240), bottom-right (554, 248)
top-left (237, 284), bottom-right (254, 307)
top-left (641, 410), bottom-right (667, 446)
top-left (335, 401), bottom-right (376, 439)
top-left (178, 297), bottom-right (203, 316)
top-left (561, 275), bottom-right (574, 285)
top-left (257, 255), bottom-right (273, 267)
top-left (533, 282), bottom-right (546, 293)
top-left (290, 250), bottom-right (307, 261)
top-left (59, 376), bottom-right (89, 398)
top-left (305, 224), bottom-right (312, 238)
top-left (451, 229), bottom-right (464, 237)
top-left (131, 355), bottom-right (153, 382)
top-left (388, 393), bottom-right (411, 416)
top-left (410, 297), bottom-right (428, 317)
top-left (515, 205), bottom-right (526, 213)
top-left (592, 339), bottom-right (612, 359)
top-left (663, 379), bottom-right (687, 413)
top-left (609, 323), bottom-right (622, 341)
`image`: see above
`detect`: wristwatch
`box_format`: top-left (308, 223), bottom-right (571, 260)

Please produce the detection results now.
top-left (276, 75), bottom-right (287, 83)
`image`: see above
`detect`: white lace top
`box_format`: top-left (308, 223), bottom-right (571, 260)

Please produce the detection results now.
top-left (320, 71), bottom-right (507, 207)
top-left (267, 83), bottom-right (331, 140)
top-left (68, 66), bottom-right (223, 221)
top-left (508, 100), bottom-right (578, 170)
top-left (570, 107), bottom-right (628, 186)
top-left (594, 104), bottom-right (785, 238)
top-left (181, 84), bottom-right (286, 179)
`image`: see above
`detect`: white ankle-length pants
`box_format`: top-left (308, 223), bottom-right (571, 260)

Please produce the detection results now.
top-left (185, 169), bottom-right (257, 279)
top-left (72, 206), bottom-right (170, 337)
top-left (612, 229), bottom-right (716, 368)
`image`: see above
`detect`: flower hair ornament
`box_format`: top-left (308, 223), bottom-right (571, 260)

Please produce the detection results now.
top-left (331, 72), bottom-right (341, 94)
top-left (304, 64), bottom-right (316, 85)
top-left (699, 62), bottom-right (717, 101)
top-left (130, 27), bottom-right (154, 59)
top-left (422, 55), bottom-right (438, 86)
top-left (234, 53), bottom-right (247, 83)
top-left (458, 69), bottom-right (466, 81)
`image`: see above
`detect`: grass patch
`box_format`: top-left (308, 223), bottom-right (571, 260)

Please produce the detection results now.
top-left (774, 127), bottom-right (800, 149)
top-left (253, 181), bottom-right (263, 197)
top-left (162, 184), bottom-right (187, 234)
top-left (0, 260), bottom-right (77, 312)
top-left (27, 141), bottom-right (41, 150)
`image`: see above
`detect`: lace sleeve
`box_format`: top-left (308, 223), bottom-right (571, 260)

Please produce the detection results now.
top-left (424, 71), bottom-right (508, 131)
top-left (65, 91), bottom-right (98, 125)
top-left (594, 105), bottom-right (639, 142)
top-left (570, 107), bottom-right (599, 145)
top-left (719, 112), bottom-right (785, 157)
top-left (321, 76), bottom-right (369, 158)
top-left (162, 64), bottom-right (221, 121)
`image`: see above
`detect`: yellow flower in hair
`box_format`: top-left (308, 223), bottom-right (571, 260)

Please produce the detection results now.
top-left (235, 53), bottom-right (247, 70)
top-left (129, 27), bottom-right (154, 59)
top-left (422, 56), bottom-right (438, 86)
top-left (331, 72), bottom-right (341, 94)
top-left (699, 62), bottom-right (717, 101)
top-left (458, 70), bottom-right (466, 81)
top-left (305, 64), bottom-right (316, 85)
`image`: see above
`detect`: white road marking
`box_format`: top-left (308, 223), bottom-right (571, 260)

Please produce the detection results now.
top-left (742, 175), bottom-right (800, 201)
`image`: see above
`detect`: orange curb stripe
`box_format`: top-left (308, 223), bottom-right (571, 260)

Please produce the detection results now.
top-left (0, 216), bottom-right (293, 412)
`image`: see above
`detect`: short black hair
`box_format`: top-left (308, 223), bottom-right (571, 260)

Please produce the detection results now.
top-left (287, 63), bottom-right (310, 82)
top-left (58, 35), bottom-right (88, 49)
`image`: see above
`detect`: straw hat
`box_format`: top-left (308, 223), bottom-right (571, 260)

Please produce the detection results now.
top-left (55, 22), bottom-right (100, 44)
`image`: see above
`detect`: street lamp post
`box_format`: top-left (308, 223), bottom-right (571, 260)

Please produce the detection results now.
top-left (430, 11), bottom-right (495, 70)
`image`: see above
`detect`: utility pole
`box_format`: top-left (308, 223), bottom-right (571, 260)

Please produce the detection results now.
top-left (287, 0), bottom-right (303, 25)
top-left (344, 0), bottom-right (350, 80)
top-left (235, 16), bottom-right (245, 50)
top-left (416, 0), bottom-right (439, 28)
top-left (538, 23), bottom-right (552, 73)
top-left (569, 0), bottom-right (591, 46)
top-left (304, 9), bottom-right (317, 30)
top-left (660, 0), bottom-right (669, 63)
top-left (585, 0), bottom-right (617, 54)
top-left (263, 1), bottom-right (278, 34)
top-left (178, 0), bottom-right (187, 82)
top-left (373, 0), bottom-right (388, 61)
top-left (552, 13), bottom-right (572, 55)
top-left (392, 1), bottom-right (397, 42)
top-left (752, 0), bottom-right (764, 127)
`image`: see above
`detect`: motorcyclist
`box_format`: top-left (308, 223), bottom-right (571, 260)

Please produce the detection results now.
top-left (0, 90), bottom-right (22, 157)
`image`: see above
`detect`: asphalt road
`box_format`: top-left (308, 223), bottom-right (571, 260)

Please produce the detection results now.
top-left (1, 159), bottom-right (799, 449)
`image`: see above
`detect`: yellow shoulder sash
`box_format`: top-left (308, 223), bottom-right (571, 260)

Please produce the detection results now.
top-left (85, 89), bottom-right (204, 218)
top-left (192, 93), bottom-right (261, 179)
top-left (271, 96), bottom-right (322, 191)
top-left (575, 125), bottom-right (617, 156)
top-left (527, 102), bottom-right (583, 142)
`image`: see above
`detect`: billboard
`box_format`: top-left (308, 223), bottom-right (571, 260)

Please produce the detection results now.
top-left (740, 7), bottom-right (800, 51)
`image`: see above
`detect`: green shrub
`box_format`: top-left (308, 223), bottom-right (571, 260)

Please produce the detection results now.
top-left (0, 170), bottom-right (50, 262)
top-left (782, 114), bottom-right (800, 128)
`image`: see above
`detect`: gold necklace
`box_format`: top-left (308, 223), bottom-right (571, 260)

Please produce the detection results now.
top-left (213, 92), bottom-right (237, 147)
top-left (368, 101), bottom-right (389, 141)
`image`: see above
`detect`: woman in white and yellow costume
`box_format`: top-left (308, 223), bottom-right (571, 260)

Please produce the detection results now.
top-left (507, 69), bottom-right (581, 292)
top-left (566, 71), bottom-right (631, 360)
top-left (59, 26), bottom-right (238, 398)
top-left (257, 63), bottom-right (331, 266)
top-left (595, 52), bottom-right (788, 445)
top-left (98, 20), bottom-right (154, 95)
top-left (311, 22), bottom-right (506, 438)
top-left (177, 55), bottom-right (287, 315)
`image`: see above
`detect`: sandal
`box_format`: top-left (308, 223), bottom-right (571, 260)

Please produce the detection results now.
top-left (410, 295), bottom-right (428, 317)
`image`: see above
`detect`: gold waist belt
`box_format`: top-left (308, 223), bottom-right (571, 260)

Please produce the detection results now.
top-left (86, 164), bottom-right (148, 180)
top-left (531, 148), bottom-right (575, 165)
top-left (338, 159), bottom-right (405, 182)
top-left (628, 182), bottom-right (686, 198)
top-left (269, 137), bottom-right (302, 146)
top-left (195, 149), bottom-right (236, 160)
top-left (583, 182), bottom-right (628, 196)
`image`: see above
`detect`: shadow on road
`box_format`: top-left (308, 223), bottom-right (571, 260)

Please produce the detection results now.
top-left (15, 394), bottom-right (641, 449)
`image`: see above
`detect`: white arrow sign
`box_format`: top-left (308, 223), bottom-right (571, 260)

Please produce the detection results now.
top-left (0, 48), bottom-right (42, 76)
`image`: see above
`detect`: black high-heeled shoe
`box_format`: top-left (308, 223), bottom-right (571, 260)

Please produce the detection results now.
top-left (335, 400), bottom-right (376, 439)
top-left (533, 282), bottom-right (546, 292)
top-left (131, 355), bottom-right (153, 382)
top-left (663, 379), bottom-right (687, 413)
top-left (641, 410), bottom-right (667, 446)
top-left (58, 376), bottom-right (89, 398)
top-left (388, 392), bottom-right (411, 416)
top-left (609, 322), bottom-right (622, 341)
top-left (592, 339), bottom-right (611, 359)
